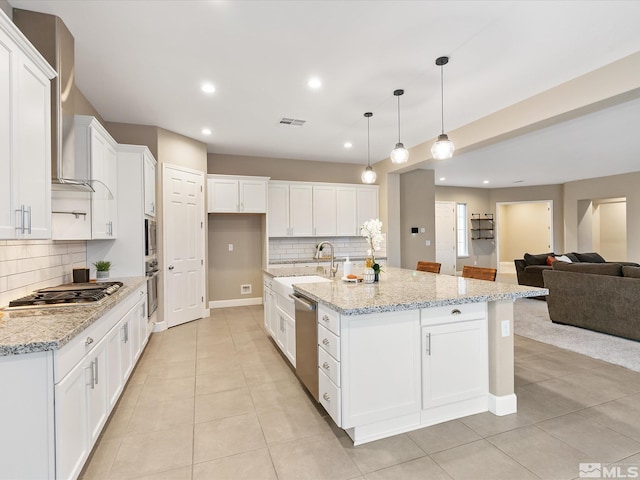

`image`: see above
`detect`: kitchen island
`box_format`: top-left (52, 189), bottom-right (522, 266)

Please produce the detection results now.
top-left (265, 266), bottom-right (546, 445)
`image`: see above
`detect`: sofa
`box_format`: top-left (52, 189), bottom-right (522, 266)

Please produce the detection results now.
top-left (514, 251), bottom-right (638, 288)
top-left (542, 262), bottom-right (640, 341)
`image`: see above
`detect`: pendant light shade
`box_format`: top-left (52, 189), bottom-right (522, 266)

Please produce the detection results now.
top-left (431, 56), bottom-right (455, 160)
top-left (390, 89), bottom-right (409, 164)
top-left (361, 112), bottom-right (377, 184)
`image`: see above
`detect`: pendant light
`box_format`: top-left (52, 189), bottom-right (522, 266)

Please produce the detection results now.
top-left (390, 89), bottom-right (409, 164)
top-left (431, 56), bottom-right (455, 160)
top-left (361, 112), bottom-right (377, 184)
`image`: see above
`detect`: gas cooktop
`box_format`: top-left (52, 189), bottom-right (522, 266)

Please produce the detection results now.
top-left (8, 282), bottom-right (123, 308)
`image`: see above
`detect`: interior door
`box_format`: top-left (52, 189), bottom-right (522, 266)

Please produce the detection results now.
top-left (435, 201), bottom-right (456, 275)
top-left (164, 164), bottom-right (205, 328)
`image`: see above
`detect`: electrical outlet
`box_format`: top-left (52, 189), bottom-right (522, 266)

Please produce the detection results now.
top-left (228, 243), bottom-right (234, 252)
top-left (501, 320), bottom-right (510, 337)
top-left (241, 284), bottom-right (252, 295)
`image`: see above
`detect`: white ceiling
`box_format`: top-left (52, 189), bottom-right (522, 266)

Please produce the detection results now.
top-left (8, 0), bottom-right (640, 188)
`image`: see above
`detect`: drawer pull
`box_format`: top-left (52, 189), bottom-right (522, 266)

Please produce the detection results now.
top-left (322, 314), bottom-right (330, 322)
top-left (322, 338), bottom-right (330, 346)
top-left (85, 337), bottom-right (94, 346)
top-left (323, 392), bottom-right (331, 401)
top-left (322, 362), bottom-right (330, 370)
top-left (451, 309), bottom-right (462, 315)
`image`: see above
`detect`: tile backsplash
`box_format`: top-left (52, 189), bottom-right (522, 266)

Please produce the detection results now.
top-left (0, 240), bottom-right (87, 307)
top-left (268, 235), bottom-right (387, 263)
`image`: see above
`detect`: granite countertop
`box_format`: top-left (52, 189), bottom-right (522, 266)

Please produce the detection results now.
top-left (0, 277), bottom-right (146, 357)
top-left (268, 256), bottom-right (387, 266)
top-left (288, 266), bottom-right (547, 315)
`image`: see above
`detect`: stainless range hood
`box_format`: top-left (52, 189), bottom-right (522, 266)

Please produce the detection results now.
top-left (13, 9), bottom-right (94, 191)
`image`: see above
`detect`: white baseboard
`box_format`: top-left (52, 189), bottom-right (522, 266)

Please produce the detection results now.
top-left (209, 297), bottom-right (263, 309)
top-left (489, 393), bottom-right (517, 416)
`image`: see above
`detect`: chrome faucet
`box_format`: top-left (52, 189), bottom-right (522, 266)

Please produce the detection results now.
top-left (316, 241), bottom-right (338, 277)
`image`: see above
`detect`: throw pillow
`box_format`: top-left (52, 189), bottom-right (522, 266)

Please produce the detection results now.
top-left (555, 254), bottom-right (572, 263)
top-left (575, 252), bottom-right (606, 263)
top-left (622, 266), bottom-right (640, 278)
top-left (524, 252), bottom-right (554, 266)
top-left (546, 255), bottom-right (557, 266)
top-left (563, 253), bottom-right (580, 262)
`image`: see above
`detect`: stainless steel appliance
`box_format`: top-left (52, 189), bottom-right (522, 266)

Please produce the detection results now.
top-left (144, 219), bottom-right (157, 257)
top-left (291, 293), bottom-right (319, 401)
top-left (145, 259), bottom-right (159, 317)
top-left (8, 282), bottom-right (123, 308)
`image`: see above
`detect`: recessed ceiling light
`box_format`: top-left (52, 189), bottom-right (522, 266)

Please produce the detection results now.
top-left (202, 128), bottom-right (212, 135)
top-left (483, 180), bottom-right (489, 184)
top-left (344, 142), bottom-right (352, 149)
top-left (308, 77), bottom-right (322, 89)
top-left (201, 83), bottom-right (215, 94)
top-left (439, 177), bottom-right (446, 181)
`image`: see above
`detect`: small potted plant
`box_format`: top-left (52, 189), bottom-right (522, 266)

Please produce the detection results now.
top-left (93, 260), bottom-right (112, 280)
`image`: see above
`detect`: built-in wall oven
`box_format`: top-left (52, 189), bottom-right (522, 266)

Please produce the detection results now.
top-left (145, 259), bottom-right (158, 317)
top-left (144, 219), bottom-right (157, 257)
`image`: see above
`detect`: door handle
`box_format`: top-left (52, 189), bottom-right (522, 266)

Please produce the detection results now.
top-left (168, 265), bottom-right (174, 270)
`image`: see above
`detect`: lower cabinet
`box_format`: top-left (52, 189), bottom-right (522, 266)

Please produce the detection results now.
top-left (274, 306), bottom-right (296, 367)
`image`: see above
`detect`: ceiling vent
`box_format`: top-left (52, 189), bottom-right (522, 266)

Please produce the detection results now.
top-left (279, 117), bottom-right (306, 126)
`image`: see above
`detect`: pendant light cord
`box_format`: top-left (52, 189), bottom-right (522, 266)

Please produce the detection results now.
top-left (440, 64), bottom-right (445, 135)
top-left (367, 116), bottom-right (371, 167)
top-left (397, 95), bottom-right (401, 142)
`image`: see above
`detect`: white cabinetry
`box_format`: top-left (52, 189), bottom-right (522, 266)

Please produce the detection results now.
top-left (263, 275), bottom-right (276, 337)
top-left (421, 304), bottom-right (488, 410)
top-left (207, 174), bottom-right (269, 213)
top-left (143, 152), bottom-right (156, 217)
top-left (0, 13), bottom-right (56, 239)
top-left (267, 181), bottom-right (378, 237)
top-left (87, 145), bottom-right (157, 279)
top-left (75, 116), bottom-right (118, 239)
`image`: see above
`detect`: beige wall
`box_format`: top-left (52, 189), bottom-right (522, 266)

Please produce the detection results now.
top-left (105, 122), bottom-right (159, 159)
top-left (596, 200), bottom-right (627, 261)
top-left (208, 153), bottom-right (365, 184)
top-left (400, 170), bottom-right (435, 269)
top-left (435, 186), bottom-right (493, 269)
top-left (564, 172), bottom-right (640, 261)
top-left (75, 87), bottom-right (104, 125)
top-left (0, 0), bottom-right (11, 18)
top-left (208, 214), bottom-right (264, 302)
top-left (498, 202), bottom-right (551, 262)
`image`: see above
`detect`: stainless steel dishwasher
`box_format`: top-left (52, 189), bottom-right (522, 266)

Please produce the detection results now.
top-left (291, 293), bottom-right (319, 401)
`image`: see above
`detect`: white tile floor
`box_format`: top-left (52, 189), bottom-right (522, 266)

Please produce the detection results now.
top-left (80, 305), bottom-right (640, 480)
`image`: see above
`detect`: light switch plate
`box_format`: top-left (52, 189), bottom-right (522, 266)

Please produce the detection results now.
top-left (228, 244), bottom-right (234, 251)
top-left (501, 319), bottom-right (510, 337)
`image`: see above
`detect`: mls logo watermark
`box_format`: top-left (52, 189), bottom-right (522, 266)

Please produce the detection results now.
top-left (579, 463), bottom-right (639, 478)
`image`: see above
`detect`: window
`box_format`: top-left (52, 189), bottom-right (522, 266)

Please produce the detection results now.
top-left (456, 203), bottom-right (468, 257)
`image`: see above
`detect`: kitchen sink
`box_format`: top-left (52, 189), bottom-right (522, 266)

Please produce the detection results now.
top-left (272, 275), bottom-right (332, 299)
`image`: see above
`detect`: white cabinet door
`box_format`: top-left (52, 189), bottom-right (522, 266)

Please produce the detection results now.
top-left (341, 310), bottom-right (421, 428)
top-left (240, 180), bottom-right (266, 213)
top-left (422, 319), bottom-right (488, 409)
top-left (290, 184), bottom-right (313, 236)
top-left (89, 124), bottom-right (118, 239)
top-left (275, 307), bottom-right (286, 351)
top-left (268, 183), bottom-right (290, 236)
top-left (86, 337), bottom-right (108, 446)
top-left (0, 27), bottom-right (53, 240)
top-left (312, 185), bottom-right (337, 236)
top-left (143, 151), bottom-right (156, 217)
top-left (336, 187), bottom-right (357, 236)
top-left (106, 322), bottom-right (123, 409)
top-left (207, 177), bottom-right (239, 213)
top-left (55, 358), bottom-right (89, 480)
top-left (284, 314), bottom-right (296, 367)
top-left (357, 186), bottom-right (379, 228)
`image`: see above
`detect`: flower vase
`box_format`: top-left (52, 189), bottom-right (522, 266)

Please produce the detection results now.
top-left (96, 270), bottom-right (109, 280)
top-left (363, 267), bottom-right (375, 284)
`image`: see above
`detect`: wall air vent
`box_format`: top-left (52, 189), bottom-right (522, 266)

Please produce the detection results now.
top-left (279, 117), bottom-right (306, 126)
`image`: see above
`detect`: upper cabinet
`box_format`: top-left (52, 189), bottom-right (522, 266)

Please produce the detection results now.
top-left (0, 12), bottom-right (56, 239)
top-left (143, 151), bottom-right (156, 218)
top-left (267, 181), bottom-right (378, 237)
top-left (75, 116), bottom-right (118, 239)
top-left (207, 175), bottom-right (269, 213)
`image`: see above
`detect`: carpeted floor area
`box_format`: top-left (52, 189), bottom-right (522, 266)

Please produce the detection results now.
top-left (514, 298), bottom-right (640, 372)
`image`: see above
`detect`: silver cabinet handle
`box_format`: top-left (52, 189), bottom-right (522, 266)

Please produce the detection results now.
top-left (322, 362), bottom-right (330, 370)
top-left (322, 338), bottom-right (330, 346)
top-left (94, 357), bottom-right (99, 385)
top-left (426, 332), bottom-right (431, 356)
top-left (168, 265), bottom-right (174, 270)
top-left (85, 337), bottom-right (94, 346)
top-left (451, 309), bottom-right (462, 315)
top-left (27, 205), bottom-right (32, 234)
top-left (321, 314), bottom-right (330, 323)
top-left (323, 392), bottom-right (331, 401)
top-left (87, 362), bottom-right (95, 389)
top-left (16, 205), bottom-right (25, 234)
top-left (123, 322), bottom-right (129, 343)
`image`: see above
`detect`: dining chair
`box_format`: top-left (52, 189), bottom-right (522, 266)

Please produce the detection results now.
top-left (416, 261), bottom-right (441, 274)
top-left (462, 265), bottom-right (497, 281)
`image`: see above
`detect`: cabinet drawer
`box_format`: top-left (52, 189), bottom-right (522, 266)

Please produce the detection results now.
top-left (318, 324), bottom-right (340, 361)
top-left (318, 369), bottom-right (341, 426)
top-left (421, 302), bottom-right (486, 326)
top-left (318, 304), bottom-right (340, 335)
top-left (276, 292), bottom-right (295, 318)
top-left (318, 347), bottom-right (340, 387)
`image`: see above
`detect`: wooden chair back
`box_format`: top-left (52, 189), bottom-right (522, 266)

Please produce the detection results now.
top-left (416, 261), bottom-right (441, 274)
top-left (462, 265), bottom-right (497, 281)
